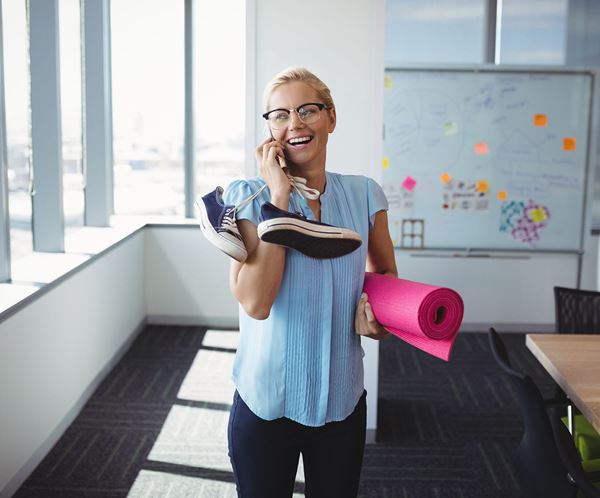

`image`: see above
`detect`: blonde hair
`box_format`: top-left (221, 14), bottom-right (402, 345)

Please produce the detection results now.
top-left (263, 66), bottom-right (335, 111)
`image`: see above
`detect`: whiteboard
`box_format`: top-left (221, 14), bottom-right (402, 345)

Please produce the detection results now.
top-left (382, 68), bottom-right (594, 252)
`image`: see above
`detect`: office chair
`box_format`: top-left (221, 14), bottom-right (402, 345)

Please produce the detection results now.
top-left (488, 327), bottom-right (575, 498)
top-left (554, 286), bottom-right (600, 335)
top-left (549, 408), bottom-right (600, 498)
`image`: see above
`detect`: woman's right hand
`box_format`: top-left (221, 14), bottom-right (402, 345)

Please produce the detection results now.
top-left (255, 137), bottom-right (291, 208)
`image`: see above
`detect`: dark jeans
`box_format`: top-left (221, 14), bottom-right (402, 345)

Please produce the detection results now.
top-left (227, 390), bottom-right (367, 498)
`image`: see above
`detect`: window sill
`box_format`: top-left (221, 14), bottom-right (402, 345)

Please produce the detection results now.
top-left (0, 215), bottom-right (200, 323)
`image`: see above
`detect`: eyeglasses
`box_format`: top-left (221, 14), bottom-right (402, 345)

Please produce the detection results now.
top-left (262, 102), bottom-right (330, 130)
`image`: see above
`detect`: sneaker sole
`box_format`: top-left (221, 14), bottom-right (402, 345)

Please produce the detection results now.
top-left (257, 218), bottom-right (362, 259)
top-left (196, 201), bottom-right (248, 263)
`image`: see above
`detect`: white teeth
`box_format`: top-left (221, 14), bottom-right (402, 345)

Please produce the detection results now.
top-left (289, 136), bottom-right (312, 145)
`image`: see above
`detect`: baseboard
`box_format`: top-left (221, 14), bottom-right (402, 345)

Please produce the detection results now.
top-left (365, 429), bottom-right (376, 444)
top-left (460, 322), bottom-right (555, 333)
top-left (0, 317), bottom-right (147, 498)
top-left (146, 314), bottom-right (239, 330)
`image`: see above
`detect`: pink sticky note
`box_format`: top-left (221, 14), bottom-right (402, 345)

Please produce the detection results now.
top-left (402, 176), bottom-right (417, 192)
top-left (474, 143), bottom-right (489, 155)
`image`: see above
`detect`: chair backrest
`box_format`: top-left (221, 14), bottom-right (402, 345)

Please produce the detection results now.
top-left (554, 286), bottom-right (600, 334)
top-left (488, 328), bottom-right (576, 498)
top-left (549, 409), bottom-right (600, 498)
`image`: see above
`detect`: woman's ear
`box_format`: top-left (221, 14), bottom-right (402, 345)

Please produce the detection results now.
top-left (327, 107), bottom-right (337, 133)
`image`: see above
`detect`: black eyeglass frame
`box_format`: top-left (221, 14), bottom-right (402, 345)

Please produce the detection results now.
top-left (262, 102), bottom-right (330, 121)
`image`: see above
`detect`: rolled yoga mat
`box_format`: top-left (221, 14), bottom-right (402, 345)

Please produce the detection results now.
top-left (362, 272), bottom-right (464, 361)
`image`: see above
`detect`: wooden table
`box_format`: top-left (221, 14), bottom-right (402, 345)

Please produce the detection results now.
top-left (526, 334), bottom-right (600, 433)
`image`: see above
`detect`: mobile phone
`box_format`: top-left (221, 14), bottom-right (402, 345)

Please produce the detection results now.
top-left (267, 127), bottom-right (287, 169)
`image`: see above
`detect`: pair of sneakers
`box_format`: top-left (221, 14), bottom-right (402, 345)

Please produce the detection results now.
top-left (197, 179), bottom-right (362, 262)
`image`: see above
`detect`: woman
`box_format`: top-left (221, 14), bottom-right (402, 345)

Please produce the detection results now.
top-left (223, 66), bottom-right (397, 497)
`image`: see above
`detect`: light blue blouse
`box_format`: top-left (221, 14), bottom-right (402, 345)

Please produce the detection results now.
top-left (223, 171), bottom-right (388, 427)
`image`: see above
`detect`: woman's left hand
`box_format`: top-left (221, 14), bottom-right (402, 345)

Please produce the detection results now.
top-left (354, 293), bottom-right (391, 340)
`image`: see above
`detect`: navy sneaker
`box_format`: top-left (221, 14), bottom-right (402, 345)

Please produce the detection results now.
top-left (196, 187), bottom-right (247, 263)
top-left (257, 202), bottom-right (362, 259)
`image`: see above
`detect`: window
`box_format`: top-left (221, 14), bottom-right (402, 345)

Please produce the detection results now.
top-left (194, 0), bottom-right (245, 196)
top-left (499, 0), bottom-right (567, 65)
top-left (111, 0), bottom-right (184, 216)
top-left (385, 0), bottom-right (486, 65)
top-left (2, 0), bottom-right (32, 262)
top-left (59, 0), bottom-right (84, 232)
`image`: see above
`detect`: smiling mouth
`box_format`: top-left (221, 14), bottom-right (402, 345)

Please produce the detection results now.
top-left (287, 136), bottom-right (313, 146)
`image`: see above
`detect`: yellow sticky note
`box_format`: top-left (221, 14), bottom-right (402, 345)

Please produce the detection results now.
top-left (563, 137), bottom-right (576, 151)
top-left (497, 191), bottom-right (508, 201)
top-left (534, 114), bottom-right (548, 127)
top-left (476, 180), bottom-right (490, 193)
top-left (384, 76), bottom-right (393, 89)
top-left (530, 207), bottom-right (547, 223)
top-left (382, 157), bottom-right (390, 170)
top-left (444, 122), bottom-right (458, 135)
top-left (474, 142), bottom-right (489, 155)
top-left (440, 172), bottom-right (452, 184)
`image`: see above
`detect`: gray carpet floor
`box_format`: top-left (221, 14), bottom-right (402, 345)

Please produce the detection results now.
top-left (15, 325), bottom-right (559, 497)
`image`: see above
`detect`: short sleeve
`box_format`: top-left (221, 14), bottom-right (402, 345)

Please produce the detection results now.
top-left (367, 177), bottom-right (388, 229)
top-left (223, 178), bottom-right (270, 225)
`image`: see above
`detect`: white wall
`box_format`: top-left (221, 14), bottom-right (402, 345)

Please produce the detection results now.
top-left (0, 232), bottom-right (145, 497)
top-left (145, 227), bottom-right (239, 327)
top-left (253, 0), bottom-right (385, 436)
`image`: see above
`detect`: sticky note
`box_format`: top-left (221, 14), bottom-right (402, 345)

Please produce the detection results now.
top-left (382, 157), bottom-right (390, 170)
top-left (530, 207), bottom-right (547, 223)
top-left (440, 172), bottom-right (452, 184)
top-left (534, 114), bottom-right (547, 127)
top-left (402, 176), bottom-right (417, 192)
top-left (476, 180), bottom-right (490, 193)
top-left (384, 76), bottom-right (393, 89)
top-left (563, 137), bottom-right (576, 151)
top-left (474, 142), bottom-right (489, 155)
top-left (497, 191), bottom-right (508, 201)
top-left (444, 122), bottom-right (458, 135)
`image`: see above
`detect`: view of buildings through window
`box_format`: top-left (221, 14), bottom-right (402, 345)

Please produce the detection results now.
top-left (2, 0), bottom-right (32, 263)
top-left (59, 0), bottom-right (84, 232)
top-left (194, 0), bottom-right (246, 197)
top-left (111, 0), bottom-right (185, 216)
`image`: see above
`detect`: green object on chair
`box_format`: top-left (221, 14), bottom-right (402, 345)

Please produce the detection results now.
top-left (562, 415), bottom-right (600, 461)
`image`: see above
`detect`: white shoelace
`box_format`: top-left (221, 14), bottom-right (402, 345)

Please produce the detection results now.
top-left (232, 173), bottom-right (320, 216)
top-left (221, 208), bottom-right (243, 238)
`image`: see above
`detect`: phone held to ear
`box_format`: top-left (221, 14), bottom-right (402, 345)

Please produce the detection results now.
top-left (268, 131), bottom-right (287, 169)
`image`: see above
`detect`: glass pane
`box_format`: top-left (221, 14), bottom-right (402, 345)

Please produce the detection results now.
top-left (500, 0), bottom-right (567, 65)
top-left (59, 0), bottom-right (84, 232)
top-left (2, 0), bottom-right (32, 262)
top-left (194, 0), bottom-right (245, 197)
top-left (111, 0), bottom-right (184, 216)
top-left (385, 0), bottom-right (485, 65)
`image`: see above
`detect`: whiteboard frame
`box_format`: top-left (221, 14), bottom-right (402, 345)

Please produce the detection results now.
top-left (383, 65), bottom-right (596, 267)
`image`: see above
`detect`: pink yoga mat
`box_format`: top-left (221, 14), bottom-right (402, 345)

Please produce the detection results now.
top-left (362, 272), bottom-right (464, 361)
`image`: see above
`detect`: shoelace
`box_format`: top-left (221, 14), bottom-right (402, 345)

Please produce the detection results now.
top-left (233, 173), bottom-right (320, 217)
top-left (221, 208), bottom-right (243, 238)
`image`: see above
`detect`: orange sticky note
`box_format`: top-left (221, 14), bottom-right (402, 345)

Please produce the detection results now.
top-left (476, 180), bottom-right (490, 193)
top-left (474, 142), bottom-right (489, 155)
top-left (563, 138), bottom-right (576, 151)
top-left (440, 172), bottom-right (452, 184)
top-left (497, 191), bottom-right (508, 201)
top-left (534, 114), bottom-right (547, 127)
top-left (382, 157), bottom-right (390, 170)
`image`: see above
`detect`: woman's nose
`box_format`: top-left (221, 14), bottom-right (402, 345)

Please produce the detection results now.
top-left (288, 110), bottom-right (305, 129)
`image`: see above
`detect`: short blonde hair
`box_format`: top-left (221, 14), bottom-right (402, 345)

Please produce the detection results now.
top-left (263, 67), bottom-right (335, 111)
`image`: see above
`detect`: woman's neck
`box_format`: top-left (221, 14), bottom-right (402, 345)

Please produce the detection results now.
top-left (287, 162), bottom-right (327, 194)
